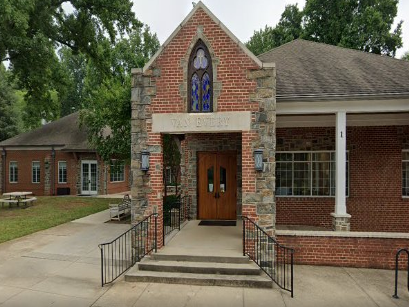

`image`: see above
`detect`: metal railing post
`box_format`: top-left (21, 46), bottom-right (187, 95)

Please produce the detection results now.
top-left (291, 251), bottom-right (294, 298)
top-left (100, 246), bottom-right (104, 287)
top-left (154, 214), bottom-right (158, 253)
top-left (393, 248), bottom-right (409, 299)
top-left (242, 218), bottom-right (246, 256)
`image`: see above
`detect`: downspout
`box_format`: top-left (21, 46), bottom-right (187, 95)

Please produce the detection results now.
top-left (51, 147), bottom-right (56, 196)
top-left (2, 149), bottom-right (6, 193)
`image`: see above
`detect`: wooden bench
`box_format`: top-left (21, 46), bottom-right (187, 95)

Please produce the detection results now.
top-left (109, 195), bottom-right (131, 221)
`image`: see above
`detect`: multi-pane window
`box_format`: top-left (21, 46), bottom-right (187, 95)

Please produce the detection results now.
top-left (32, 161), bottom-right (40, 183)
top-left (110, 161), bottom-right (125, 182)
top-left (9, 161), bottom-right (18, 183)
top-left (403, 151), bottom-right (409, 197)
top-left (58, 161), bottom-right (67, 183)
top-left (189, 39), bottom-right (213, 112)
top-left (276, 151), bottom-right (349, 196)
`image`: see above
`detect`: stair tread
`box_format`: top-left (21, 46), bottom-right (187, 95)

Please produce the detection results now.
top-left (127, 268), bottom-right (271, 282)
top-left (151, 253), bottom-right (250, 263)
top-left (141, 259), bottom-right (258, 270)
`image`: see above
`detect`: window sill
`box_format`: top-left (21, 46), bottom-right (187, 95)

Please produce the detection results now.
top-left (110, 181), bottom-right (125, 184)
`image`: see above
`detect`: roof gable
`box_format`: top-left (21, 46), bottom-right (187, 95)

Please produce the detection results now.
top-left (259, 39), bottom-right (409, 101)
top-left (0, 112), bottom-right (92, 151)
top-left (143, 1), bottom-right (269, 72)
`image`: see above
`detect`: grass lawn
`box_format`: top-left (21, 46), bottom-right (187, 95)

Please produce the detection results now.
top-left (0, 196), bottom-right (116, 244)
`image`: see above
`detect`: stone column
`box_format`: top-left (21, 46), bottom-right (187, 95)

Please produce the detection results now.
top-left (0, 150), bottom-right (4, 194)
top-left (130, 68), bottom-right (159, 224)
top-left (331, 111), bottom-right (351, 231)
top-left (44, 156), bottom-right (52, 196)
top-left (243, 64), bottom-right (276, 236)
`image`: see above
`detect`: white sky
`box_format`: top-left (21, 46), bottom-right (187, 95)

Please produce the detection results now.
top-left (133, 0), bottom-right (409, 58)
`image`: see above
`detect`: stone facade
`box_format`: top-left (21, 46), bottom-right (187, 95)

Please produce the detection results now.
top-left (130, 4), bottom-right (276, 248)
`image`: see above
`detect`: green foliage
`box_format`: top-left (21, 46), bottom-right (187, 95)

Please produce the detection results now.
top-left (246, 0), bottom-right (403, 57)
top-left (58, 48), bottom-right (87, 116)
top-left (304, 0), bottom-right (402, 56)
top-left (0, 64), bottom-right (20, 141)
top-left (163, 135), bottom-right (181, 195)
top-left (402, 51), bottom-right (409, 61)
top-left (0, 0), bottom-right (139, 128)
top-left (246, 4), bottom-right (303, 55)
top-left (80, 26), bottom-right (160, 161)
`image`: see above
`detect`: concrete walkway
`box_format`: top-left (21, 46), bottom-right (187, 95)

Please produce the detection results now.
top-left (0, 214), bottom-right (407, 307)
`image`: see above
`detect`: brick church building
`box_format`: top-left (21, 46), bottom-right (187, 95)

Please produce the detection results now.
top-left (130, 2), bottom-right (409, 267)
top-left (0, 112), bottom-right (130, 196)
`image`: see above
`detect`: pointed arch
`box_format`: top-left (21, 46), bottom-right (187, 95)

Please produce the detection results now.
top-left (188, 39), bottom-right (213, 112)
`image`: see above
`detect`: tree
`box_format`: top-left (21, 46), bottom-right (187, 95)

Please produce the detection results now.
top-left (58, 48), bottom-right (87, 116)
top-left (246, 0), bottom-right (403, 57)
top-left (0, 64), bottom-right (20, 141)
top-left (304, 0), bottom-right (403, 56)
top-left (402, 51), bottom-right (409, 61)
top-left (0, 0), bottom-right (139, 128)
top-left (163, 135), bottom-right (181, 198)
top-left (246, 5), bottom-right (303, 55)
top-left (80, 26), bottom-right (160, 162)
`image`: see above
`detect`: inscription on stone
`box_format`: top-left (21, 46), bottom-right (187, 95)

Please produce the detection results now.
top-left (152, 111), bottom-right (250, 133)
top-left (171, 116), bottom-right (230, 128)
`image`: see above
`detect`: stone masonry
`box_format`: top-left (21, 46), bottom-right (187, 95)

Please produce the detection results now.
top-left (242, 66), bottom-right (276, 235)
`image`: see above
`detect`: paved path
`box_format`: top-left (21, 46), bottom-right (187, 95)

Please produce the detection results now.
top-left (0, 211), bottom-right (407, 306)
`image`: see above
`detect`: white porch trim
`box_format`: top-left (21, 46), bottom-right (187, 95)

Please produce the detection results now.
top-left (277, 98), bottom-right (409, 115)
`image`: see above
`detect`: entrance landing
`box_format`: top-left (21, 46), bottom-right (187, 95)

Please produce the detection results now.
top-left (161, 220), bottom-right (242, 257)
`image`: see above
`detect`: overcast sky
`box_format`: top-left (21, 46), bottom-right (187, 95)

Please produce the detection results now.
top-left (133, 0), bottom-right (409, 58)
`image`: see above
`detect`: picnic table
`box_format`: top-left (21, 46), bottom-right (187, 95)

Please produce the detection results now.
top-left (1, 192), bottom-right (37, 207)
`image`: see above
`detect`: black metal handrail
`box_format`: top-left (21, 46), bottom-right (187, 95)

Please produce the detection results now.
top-left (163, 195), bottom-right (189, 245)
top-left (99, 213), bottom-right (158, 286)
top-left (243, 216), bottom-right (294, 297)
top-left (392, 248), bottom-right (409, 299)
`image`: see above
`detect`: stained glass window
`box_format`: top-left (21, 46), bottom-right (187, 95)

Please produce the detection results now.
top-left (202, 73), bottom-right (211, 112)
top-left (191, 73), bottom-right (200, 111)
top-left (188, 40), bottom-right (212, 112)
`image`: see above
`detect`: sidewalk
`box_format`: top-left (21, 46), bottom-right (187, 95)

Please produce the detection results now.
top-left (0, 211), bottom-right (407, 306)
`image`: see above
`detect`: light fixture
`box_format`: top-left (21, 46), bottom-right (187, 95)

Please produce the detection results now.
top-left (141, 150), bottom-right (150, 171)
top-left (254, 149), bottom-right (263, 171)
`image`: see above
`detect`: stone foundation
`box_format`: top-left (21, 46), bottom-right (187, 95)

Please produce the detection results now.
top-left (331, 213), bottom-right (351, 232)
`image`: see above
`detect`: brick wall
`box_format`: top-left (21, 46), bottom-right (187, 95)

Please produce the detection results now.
top-left (277, 234), bottom-right (409, 269)
top-left (148, 9), bottom-right (260, 114)
top-left (1, 150), bottom-right (128, 196)
top-left (276, 126), bottom-right (409, 232)
top-left (107, 164), bottom-right (130, 194)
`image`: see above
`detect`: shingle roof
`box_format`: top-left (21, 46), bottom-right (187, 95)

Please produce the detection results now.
top-left (0, 112), bottom-right (93, 151)
top-left (258, 39), bottom-right (409, 101)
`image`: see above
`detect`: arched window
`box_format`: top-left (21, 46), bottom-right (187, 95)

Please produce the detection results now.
top-left (188, 40), bottom-right (213, 112)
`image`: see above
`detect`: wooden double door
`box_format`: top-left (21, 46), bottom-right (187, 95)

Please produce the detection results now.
top-left (198, 152), bottom-right (237, 220)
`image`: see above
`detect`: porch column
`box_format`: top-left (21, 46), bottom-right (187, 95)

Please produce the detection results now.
top-left (331, 111), bottom-right (351, 231)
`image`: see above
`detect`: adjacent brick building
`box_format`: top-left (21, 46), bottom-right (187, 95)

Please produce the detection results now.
top-left (0, 112), bottom-right (130, 196)
top-left (129, 2), bottom-right (409, 266)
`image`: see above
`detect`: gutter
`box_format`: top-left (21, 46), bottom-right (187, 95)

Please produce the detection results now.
top-left (277, 92), bottom-right (409, 103)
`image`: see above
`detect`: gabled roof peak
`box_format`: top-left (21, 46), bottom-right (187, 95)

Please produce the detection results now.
top-left (142, 1), bottom-right (270, 72)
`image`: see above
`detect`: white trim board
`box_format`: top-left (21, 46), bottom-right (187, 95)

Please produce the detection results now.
top-left (277, 99), bottom-right (409, 115)
top-left (277, 113), bottom-right (409, 128)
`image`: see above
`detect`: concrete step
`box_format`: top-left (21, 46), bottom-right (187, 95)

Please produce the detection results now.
top-left (125, 269), bottom-right (273, 288)
top-left (138, 259), bottom-right (261, 275)
top-left (150, 253), bottom-right (250, 264)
